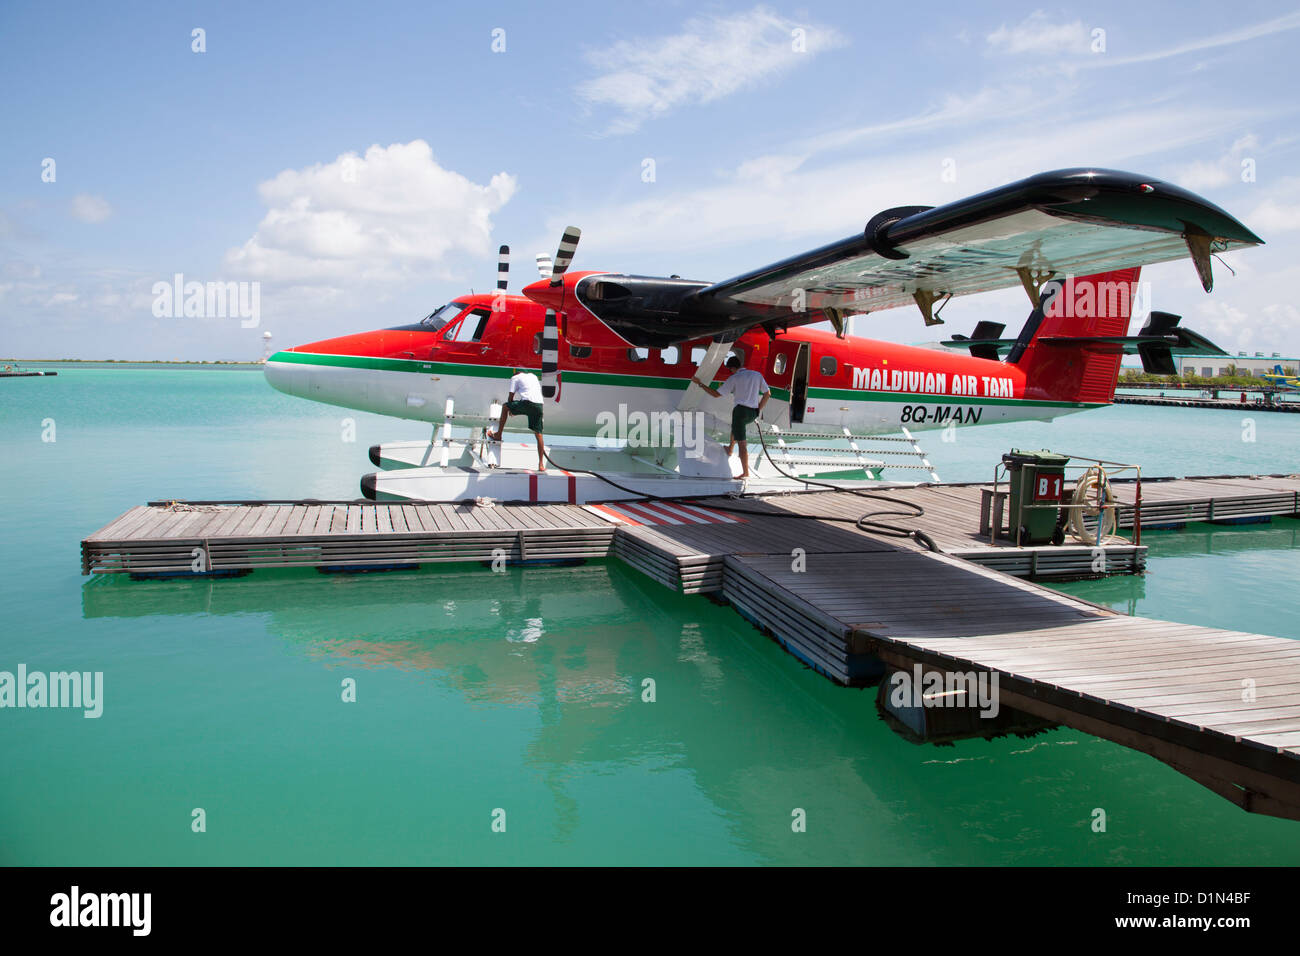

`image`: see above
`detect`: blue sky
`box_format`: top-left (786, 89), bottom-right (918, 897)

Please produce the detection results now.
top-left (2, 1), bottom-right (1299, 360)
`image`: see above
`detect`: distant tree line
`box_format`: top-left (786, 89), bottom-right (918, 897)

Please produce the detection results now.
top-left (1119, 367), bottom-right (1295, 388)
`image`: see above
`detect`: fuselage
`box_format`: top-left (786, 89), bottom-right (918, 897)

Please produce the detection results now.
top-left (264, 291), bottom-right (1105, 438)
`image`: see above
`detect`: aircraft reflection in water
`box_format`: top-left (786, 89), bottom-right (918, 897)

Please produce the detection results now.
top-left (81, 562), bottom-right (1080, 863)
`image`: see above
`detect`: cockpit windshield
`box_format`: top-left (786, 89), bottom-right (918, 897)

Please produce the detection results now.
top-left (420, 302), bottom-right (467, 331)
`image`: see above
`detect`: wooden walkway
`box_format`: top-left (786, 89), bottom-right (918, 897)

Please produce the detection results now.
top-left (79, 474), bottom-right (1300, 818)
top-left (82, 475), bottom-right (1299, 579)
top-left (733, 544), bottom-right (1300, 819)
top-left (1110, 474), bottom-right (1300, 527)
top-left (81, 500), bottom-right (614, 574)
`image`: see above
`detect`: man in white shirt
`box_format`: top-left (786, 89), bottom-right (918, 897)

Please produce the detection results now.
top-left (691, 354), bottom-right (770, 478)
top-left (487, 369), bottom-right (547, 471)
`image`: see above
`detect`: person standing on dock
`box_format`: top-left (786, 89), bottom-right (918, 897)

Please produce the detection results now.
top-left (487, 369), bottom-right (547, 471)
top-left (691, 354), bottom-right (770, 479)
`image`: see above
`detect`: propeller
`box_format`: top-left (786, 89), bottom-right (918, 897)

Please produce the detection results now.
top-left (492, 244), bottom-right (510, 313)
top-left (538, 226), bottom-right (581, 400)
top-left (549, 227), bottom-right (581, 287)
top-left (496, 245), bottom-right (509, 292)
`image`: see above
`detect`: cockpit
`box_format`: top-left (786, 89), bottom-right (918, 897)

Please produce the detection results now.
top-left (419, 301), bottom-right (468, 331)
top-left (387, 301), bottom-right (468, 334)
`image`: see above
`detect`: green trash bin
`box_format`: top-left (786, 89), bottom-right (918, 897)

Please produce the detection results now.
top-left (1002, 449), bottom-right (1070, 545)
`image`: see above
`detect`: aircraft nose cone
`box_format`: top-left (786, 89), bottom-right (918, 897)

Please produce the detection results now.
top-left (522, 278), bottom-right (564, 311)
top-left (262, 352), bottom-right (298, 396)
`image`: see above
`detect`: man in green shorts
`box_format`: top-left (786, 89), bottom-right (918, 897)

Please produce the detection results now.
top-left (487, 369), bottom-right (547, 471)
top-left (691, 353), bottom-right (770, 479)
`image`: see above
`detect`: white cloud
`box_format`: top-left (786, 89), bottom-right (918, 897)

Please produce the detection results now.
top-left (1169, 134), bottom-right (1259, 190)
top-left (1244, 175), bottom-right (1300, 234)
top-left (1096, 9), bottom-right (1300, 68)
top-left (986, 11), bottom-right (1090, 56)
top-left (722, 82), bottom-right (1059, 191)
top-left (1247, 199), bottom-right (1300, 234)
top-left (575, 6), bottom-right (846, 134)
top-left (225, 140), bottom-right (516, 285)
top-left (537, 96), bottom-right (1300, 355)
top-left (562, 102), bottom-right (1261, 259)
top-left (70, 194), bottom-right (112, 223)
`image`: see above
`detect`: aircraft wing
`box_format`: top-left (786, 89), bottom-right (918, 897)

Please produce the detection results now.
top-left (689, 168), bottom-right (1263, 329)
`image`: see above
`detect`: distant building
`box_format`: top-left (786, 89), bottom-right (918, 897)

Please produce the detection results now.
top-left (1188, 352), bottom-right (1295, 377)
top-left (1136, 352), bottom-right (1300, 378)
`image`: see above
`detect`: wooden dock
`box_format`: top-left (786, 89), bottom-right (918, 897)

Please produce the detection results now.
top-left (1111, 474), bottom-right (1300, 528)
top-left (81, 499), bottom-right (614, 575)
top-left (79, 474), bottom-right (1300, 819)
top-left (732, 543), bottom-right (1300, 819)
top-left (1115, 394), bottom-right (1300, 413)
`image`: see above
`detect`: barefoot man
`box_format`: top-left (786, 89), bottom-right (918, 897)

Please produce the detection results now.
top-left (691, 354), bottom-right (770, 479)
top-left (487, 368), bottom-right (547, 471)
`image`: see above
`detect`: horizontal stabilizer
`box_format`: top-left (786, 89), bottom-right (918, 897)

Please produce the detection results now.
top-left (943, 311), bottom-right (1225, 374)
top-left (945, 321), bottom-right (1008, 360)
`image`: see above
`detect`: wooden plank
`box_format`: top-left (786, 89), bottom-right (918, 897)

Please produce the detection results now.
top-left (87, 506), bottom-right (153, 541)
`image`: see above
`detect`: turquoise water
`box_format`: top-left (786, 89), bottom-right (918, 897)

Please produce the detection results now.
top-left (2, 367), bottom-right (1300, 865)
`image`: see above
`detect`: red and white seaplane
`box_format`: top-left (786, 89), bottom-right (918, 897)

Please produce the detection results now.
top-left (264, 168), bottom-right (1260, 503)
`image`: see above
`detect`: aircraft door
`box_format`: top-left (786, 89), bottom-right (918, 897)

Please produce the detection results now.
top-left (789, 343), bottom-right (810, 423)
top-left (441, 308), bottom-right (494, 359)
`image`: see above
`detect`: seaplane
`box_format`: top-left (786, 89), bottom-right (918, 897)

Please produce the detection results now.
top-left (264, 168), bottom-right (1261, 504)
top-left (1261, 364), bottom-right (1300, 391)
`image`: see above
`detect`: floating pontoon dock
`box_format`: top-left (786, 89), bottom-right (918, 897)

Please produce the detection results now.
top-left (81, 474), bottom-right (1300, 819)
top-left (1114, 394), bottom-right (1299, 413)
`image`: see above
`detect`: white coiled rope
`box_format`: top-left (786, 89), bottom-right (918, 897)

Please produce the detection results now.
top-left (1068, 466), bottom-right (1120, 545)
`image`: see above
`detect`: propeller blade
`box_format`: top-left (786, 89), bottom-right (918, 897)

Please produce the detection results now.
top-left (535, 254), bottom-right (554, 279)
top-left (548, 226), bottom-right (582, 286)
top-left (496, 245), bottom-right (509, 292)
top-left (541, 309), bottom-right (559, 400)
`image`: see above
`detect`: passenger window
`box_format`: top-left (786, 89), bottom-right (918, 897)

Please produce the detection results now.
top-left (628, 348), bottom-right (649, 362)
top-left (773, 352), bottom-right (788, 375)
top-left (569, 344), bottom-right (592, 359)
top-left (820, 355), bottom-right (837, 377)
top-left (532, 333), bottom-right (542, 355)
top-left (660, 346), bottom-right (680, 365)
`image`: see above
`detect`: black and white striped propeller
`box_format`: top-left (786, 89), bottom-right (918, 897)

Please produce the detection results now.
top-left (496, 245), bottom-right (509, 297)
top-left (539, 226), bottom-right (581, 400)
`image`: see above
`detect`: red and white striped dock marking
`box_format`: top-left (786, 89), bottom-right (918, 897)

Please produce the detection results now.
top-left (585, 500), bottom-right (741, 526)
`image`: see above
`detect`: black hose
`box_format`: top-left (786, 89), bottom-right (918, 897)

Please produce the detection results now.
top-left (532, 421), bottom-right (940, 552)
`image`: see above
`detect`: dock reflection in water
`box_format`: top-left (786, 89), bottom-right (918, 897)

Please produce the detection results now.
top-left (75, 554), bottom-right (1300, 866)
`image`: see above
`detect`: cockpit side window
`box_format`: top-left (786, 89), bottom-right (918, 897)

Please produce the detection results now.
top-left (447, 309), bottom-right (492, 343)
top-left (421, 301), bottom-right (468, 332)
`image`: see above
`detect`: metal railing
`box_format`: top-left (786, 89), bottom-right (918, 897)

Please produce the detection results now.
top-left (760, 425), bottom-right (940, 482)
top-left (989, 453), bottom-right (1143, 547)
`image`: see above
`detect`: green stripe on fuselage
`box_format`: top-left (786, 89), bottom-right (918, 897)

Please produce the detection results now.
top-left (269, 351), bottom-right (1090, 410)
top-left (269, 351), bottom-right (793, 399)
top-left (807, 385), bottom-right (1102, 409)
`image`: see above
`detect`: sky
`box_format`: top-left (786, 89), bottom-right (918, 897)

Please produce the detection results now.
top-left (2, 0), bottom-right (1299, 361)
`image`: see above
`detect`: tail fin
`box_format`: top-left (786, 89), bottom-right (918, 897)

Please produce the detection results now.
top-left (1018, 267), bottom-right (1141, 405)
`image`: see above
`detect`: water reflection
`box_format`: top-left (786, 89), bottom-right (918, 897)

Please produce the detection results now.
top-left (79, 549), bottom-right (1300, 864)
